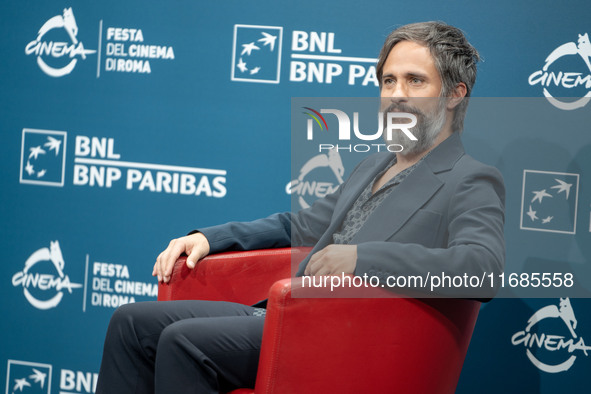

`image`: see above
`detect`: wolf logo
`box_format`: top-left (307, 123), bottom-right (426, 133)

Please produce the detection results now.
top-left (288, 149), bottom-right (345, 209)
top-left (543, 32), bottom-right (591, 72)
top-left (37, 8), bottom-right (79, 45)
top-left (526, 297), bottom-right (578, 338)
top-left (299, 149), bottom-right (345, 185)
top-left (49, 240), bottom-right (66, 278)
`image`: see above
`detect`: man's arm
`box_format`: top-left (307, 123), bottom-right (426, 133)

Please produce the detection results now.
top-left (354, 165), bottom-right (505, 297)
top-left (152, 178), bottom-right (346, 283)
top-left (303, 164), bottom-right (505, 298)
top-left (152, 153), bottom-right (378, 283)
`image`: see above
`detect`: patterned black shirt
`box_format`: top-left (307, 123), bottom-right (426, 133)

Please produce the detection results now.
top-left (332, 154), bottom-right (428, 245)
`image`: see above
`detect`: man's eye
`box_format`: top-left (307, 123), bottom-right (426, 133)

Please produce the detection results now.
top-left (383, 78), bottom-right (394, 86)
top-left (410, 78), bottom-right (423, 85)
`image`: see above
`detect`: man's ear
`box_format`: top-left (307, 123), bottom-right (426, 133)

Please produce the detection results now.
top-left (447, 82), bottom-right (467, 110)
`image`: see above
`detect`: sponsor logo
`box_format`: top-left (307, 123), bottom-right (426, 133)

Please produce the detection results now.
top-left (25, 8), bottom-right (96, 77)
top-left (528, 33), bottom-right (591, 110)
top-left (290, 31), bottom-right (377, 86)
top-left (6, 360), bottom-right (51, 394)
top-left (511, 298), bottom-right (590, 373)
top-left (231, 25), bottom-right (378, 86)
top-left (11, 239), bottom-right (157, 311)
top-left (72, 135), bottom-right (227, 197)
top-left (11, 241), bottom-right (82, 310)
top-left (287, 149), bottom-right (345, 209)
top-left (231, 25), bottom-right (283, 83)
top-left (101, 26), bottom-right (175, 76)
top-left (520, 170), bottom-right (579, 234)
top-left (5, 360), bottom-right (99, 394)
top-left (88, 260), bottom-right (158, 310)
top-left (19, 129), bottom-right (227, 198)
top-left (20, 129), bottom-right (67, 187)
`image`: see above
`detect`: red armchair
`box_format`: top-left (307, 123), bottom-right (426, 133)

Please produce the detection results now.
top-left (158, 248), bottom-right (480, 394)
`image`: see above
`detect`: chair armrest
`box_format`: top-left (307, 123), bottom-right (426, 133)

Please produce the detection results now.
top-left (255, 278), bottom-right (480, 394)
top-left (157, 247), bottom-right (312, 305)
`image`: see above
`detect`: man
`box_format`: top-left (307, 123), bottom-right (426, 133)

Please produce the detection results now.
top-left (97, 21), bottom-right (505, 394)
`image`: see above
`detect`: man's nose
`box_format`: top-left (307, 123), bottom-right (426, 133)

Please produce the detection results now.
top-left (388, 84), bottom-right (408, 102)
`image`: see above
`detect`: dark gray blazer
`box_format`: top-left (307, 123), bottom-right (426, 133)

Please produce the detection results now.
top-left (200, 133), bottom-right (505, 296)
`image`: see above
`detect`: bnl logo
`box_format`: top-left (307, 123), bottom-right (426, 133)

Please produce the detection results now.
top-left (20, 129), bottom-right (67, 187)
top-left (520, 170), bottom-right (580, 234)
top-left (5, 360), bottom-right (51, 394)
top-left (231, 24), bottom-right (283, 84)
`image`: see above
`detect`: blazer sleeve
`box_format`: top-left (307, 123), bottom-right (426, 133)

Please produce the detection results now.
top-left (198, 155), bottom-right (374, 254)
top-left (354, 165), bottom-right (505, 298)
top-left (197, 180), bottom-right (344, 254)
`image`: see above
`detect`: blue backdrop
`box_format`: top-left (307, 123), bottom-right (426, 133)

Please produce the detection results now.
top-left (1, 1), bottom-right (590, 393)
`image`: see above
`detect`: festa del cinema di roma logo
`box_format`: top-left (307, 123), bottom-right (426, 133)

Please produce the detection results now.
top-left (11, 241), bottom-right (82, 310)
top-left (25, 7), bottom-right (96, 77)
top-left (529, 32), bottom-right (591, 110)
top-left (511, 298), bottom-right (591, 373)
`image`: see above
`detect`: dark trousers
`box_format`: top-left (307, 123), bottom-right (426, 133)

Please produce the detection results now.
top-left (96, 300), bottom-right (265, 394)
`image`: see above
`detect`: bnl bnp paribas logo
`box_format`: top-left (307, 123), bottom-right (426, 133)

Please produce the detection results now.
top-left (19, 128), bottom-right (227, 198)
top-left (25, 7), bottom-right (96, 77)
top-left (520, 169), bottom-right (580, 234)
top-left (528, 33), bottom-right (591, 110)
top-left (5, 360), bottom-right (51, 394)
top-left (231, 25), bottom-right (283, 83)
top-left (6, 360), bottom-right (98, 394)
top-left (231, 25), bottom-right (378, 86)
top-left (20, 129), bottom-right (67, 187)
top-left (512, 298), bottom-right (590, 373)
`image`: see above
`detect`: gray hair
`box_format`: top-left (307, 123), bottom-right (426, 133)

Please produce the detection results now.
top-left (376, 21), bottom-right (480, 133)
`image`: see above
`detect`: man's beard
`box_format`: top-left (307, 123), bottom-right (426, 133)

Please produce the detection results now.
top-left (382, 99), bottom-right (447, 155)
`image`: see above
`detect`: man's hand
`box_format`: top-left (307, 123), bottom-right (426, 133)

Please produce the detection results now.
top-left (153, 232), bottom-right (210, 283)
top-left (304, 244), bottom-right (357, 276)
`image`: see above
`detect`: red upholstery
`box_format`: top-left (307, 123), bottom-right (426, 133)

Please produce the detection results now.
top-left (158, 248), bottom-right (480, 394)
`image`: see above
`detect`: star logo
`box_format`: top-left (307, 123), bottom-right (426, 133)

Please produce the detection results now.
top-left (13, 377), bottom-right (31, 392)
top-left (526, 205), bottom-right (538, 221)
top-left (44, 136), bottom-right (62, 155)
top-left (241, 42), bottom-right (260, 56)
top-left (551, 178), bottom-right (573, 199)
top-left (542, 216), bottom-right (554, 224)
top-left (520, 170), bottom-right (580, 234)
top-left (20, 129), bottom-right (67, 187)
top-left (531, 189), bottom-right (552, 204)
top-left (258, 32), bottom-right (277, 51)
top-left (231, 25), bottom-right (283, 84)
top-left (29, 368), bottom-right (47, 388)
top-left (29, 146), bottom-right (46, 160)
top-left (236, 58), bottom-right (248, 73)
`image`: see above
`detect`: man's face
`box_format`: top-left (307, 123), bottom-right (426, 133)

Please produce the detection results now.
top-left (380, 40), bottom-right (447, 155)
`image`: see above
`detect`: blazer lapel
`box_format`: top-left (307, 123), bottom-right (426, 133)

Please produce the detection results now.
top-left (295, 153), bottom-right (392, 276)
